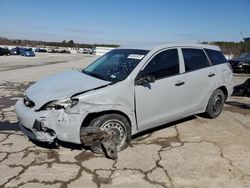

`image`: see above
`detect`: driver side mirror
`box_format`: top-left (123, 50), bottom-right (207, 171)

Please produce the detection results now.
top-left (135, 75), bottom-right (155, 85)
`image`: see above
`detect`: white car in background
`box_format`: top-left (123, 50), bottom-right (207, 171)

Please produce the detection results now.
top-left (15, 43), bottom-right (233, 157)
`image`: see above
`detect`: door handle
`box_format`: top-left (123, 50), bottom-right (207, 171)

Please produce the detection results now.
top-left (208, 73), bottom-right (215, 77)
top-left (175, 81), bottom-right (185, 86)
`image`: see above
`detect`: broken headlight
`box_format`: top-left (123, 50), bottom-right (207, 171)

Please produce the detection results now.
top-left (42, 98), bottom-right (79, 110)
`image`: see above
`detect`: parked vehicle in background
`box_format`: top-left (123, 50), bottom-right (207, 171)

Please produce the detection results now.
top-left (20, 48), bottom-right (35, 57)
top-left (15, 43), bottom-right (233, 158)
top-left (82, 48), bottom-right (93, 54)
top-left (47, 48), bottom-right (70, 54)
top-left (232, 78), bottom-right (250, 97)
top-left (0, 47), bottom-right (10, 56)
top-left (59, 49), bottom-right (70, 54)
top-left (48, 48), bottom-right (60, 53)
top-left (10, 47), bottom-right (21, 55)
top-left (35, 48), bottom-right (47, 53)
top-left (228, 53), bottom-right (250, 73)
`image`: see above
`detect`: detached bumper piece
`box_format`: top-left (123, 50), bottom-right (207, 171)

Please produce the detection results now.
top-left (80, 127), bottom-right (118, 159)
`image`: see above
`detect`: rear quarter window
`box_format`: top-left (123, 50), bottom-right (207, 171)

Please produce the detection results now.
top-left (182, 48), bottom-right (209, 72)
top-left (205, 49), bottom-right (227, 65)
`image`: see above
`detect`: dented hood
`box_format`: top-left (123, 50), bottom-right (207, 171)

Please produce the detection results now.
top-left (26, 70), bottom-right (111, 108)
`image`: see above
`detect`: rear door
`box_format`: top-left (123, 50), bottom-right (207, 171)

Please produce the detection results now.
top-left (180, 48), bottom-right (218, 114)
top-left (204, 49), bottom-right (233, 93)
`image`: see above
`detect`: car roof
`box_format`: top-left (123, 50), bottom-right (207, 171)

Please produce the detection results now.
top-left (119, 42), bottom-right (220, 51)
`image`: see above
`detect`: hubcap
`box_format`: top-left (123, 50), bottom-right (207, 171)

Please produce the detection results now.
top-left (212, 94), bottom-right (223, 114)
top-left (100, 119), bottom-right (127, 148)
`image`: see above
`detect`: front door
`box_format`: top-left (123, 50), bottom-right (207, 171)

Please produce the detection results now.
top-left (135, 48), bottom-right (187, 130)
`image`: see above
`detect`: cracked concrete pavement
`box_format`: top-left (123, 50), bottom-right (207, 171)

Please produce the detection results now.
top-left (0, 54), bottom-right (250, 187)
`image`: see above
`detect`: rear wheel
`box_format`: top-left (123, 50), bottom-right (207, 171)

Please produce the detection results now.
top-left (81, 114), bottom-right (131, 154)
top-left (203, 89), bottom-right (225, 119)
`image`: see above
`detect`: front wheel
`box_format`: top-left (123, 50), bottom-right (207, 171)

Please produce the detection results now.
top-left (203, 89), bottom-right (225, 119)
top-left (81, 114), bottom-right (131, 154)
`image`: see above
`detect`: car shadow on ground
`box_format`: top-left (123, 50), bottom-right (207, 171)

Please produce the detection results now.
top-left (225, 101), bottom-right (250, 110)
top-left (0, 116), bottom-right (198, 151)
top-left (31, 139), bottom-right (84, 150)
top-left (132, 116), bottom-right (196, 139)
top-left (0, 121), bottom-right (20, 131)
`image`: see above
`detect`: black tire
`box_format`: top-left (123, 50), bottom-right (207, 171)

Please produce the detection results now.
top-left (81, 114), bottom-right (131, 154)
top-left (247, 88), bottom-right (250, 97)
top-left (203, 89), bottom-right (225, 119)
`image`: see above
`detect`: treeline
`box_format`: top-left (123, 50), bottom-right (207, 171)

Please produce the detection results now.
top-left (0, 36), bottom-right (119, 48)
top-left (1, 36), bottom-right (249, 55)
top-left (202, 41), bottom-right (250, 56)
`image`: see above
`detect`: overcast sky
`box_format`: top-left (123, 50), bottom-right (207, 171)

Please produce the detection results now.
top-left (0, 0), bottom-right (250, 45)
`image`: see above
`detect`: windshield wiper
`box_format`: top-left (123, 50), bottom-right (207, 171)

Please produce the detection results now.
top-left (82, 70), bottom-right (107, 81)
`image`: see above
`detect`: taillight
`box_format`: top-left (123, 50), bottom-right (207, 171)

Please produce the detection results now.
top-left (227, 62), bottom-right (233, 72)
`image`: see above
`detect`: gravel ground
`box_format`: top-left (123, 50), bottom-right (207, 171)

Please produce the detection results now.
top-left (0, 53), bottom-right (249, 188)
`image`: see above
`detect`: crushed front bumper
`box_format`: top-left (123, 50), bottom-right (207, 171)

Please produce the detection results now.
top-left (15, 99), bottom-right (83, 144)
top-left (19, 123), bottom-right (56, 143)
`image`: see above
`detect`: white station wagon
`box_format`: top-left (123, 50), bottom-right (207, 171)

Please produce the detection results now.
top-left (15, 43), bottom-right (233, 157)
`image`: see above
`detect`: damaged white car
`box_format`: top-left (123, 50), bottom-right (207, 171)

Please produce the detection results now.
top-left (15, 43), bottom-right (233, 158)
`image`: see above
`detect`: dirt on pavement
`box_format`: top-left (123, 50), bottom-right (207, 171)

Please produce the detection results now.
top-left (0, 54), bottom-right (249, 188)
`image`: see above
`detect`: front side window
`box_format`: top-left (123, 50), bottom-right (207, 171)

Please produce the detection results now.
top-left (83, 49), bottom-right (149, 82)
top-left (141, 49), bottom-right (179, 79)
top-left (205, 49), bottom-right (227, 65)
top-left (182, 48), bottom-right (209, 72)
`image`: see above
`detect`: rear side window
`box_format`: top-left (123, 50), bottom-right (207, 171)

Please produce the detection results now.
top-left (182, 49), bottom-right (209, 72)
top-left (142, 49), bottom-right (179, 79)
top-left (205, 49), bottom-right (227, 65)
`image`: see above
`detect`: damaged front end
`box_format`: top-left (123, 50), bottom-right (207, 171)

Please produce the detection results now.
top-left (15, 96), bottom-right (82, 144)
top-left (19, 118), bottom-right (56, 143)
top-left (40, 98), bottom-right (79, 110)
top-left (16, 97), bottom-right (120, 159)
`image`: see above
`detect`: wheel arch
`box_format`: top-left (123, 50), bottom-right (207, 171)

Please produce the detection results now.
top-left (216, 86), bottom-right (228, 100)
top-left (81, 110), bottom-right (132, 129)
